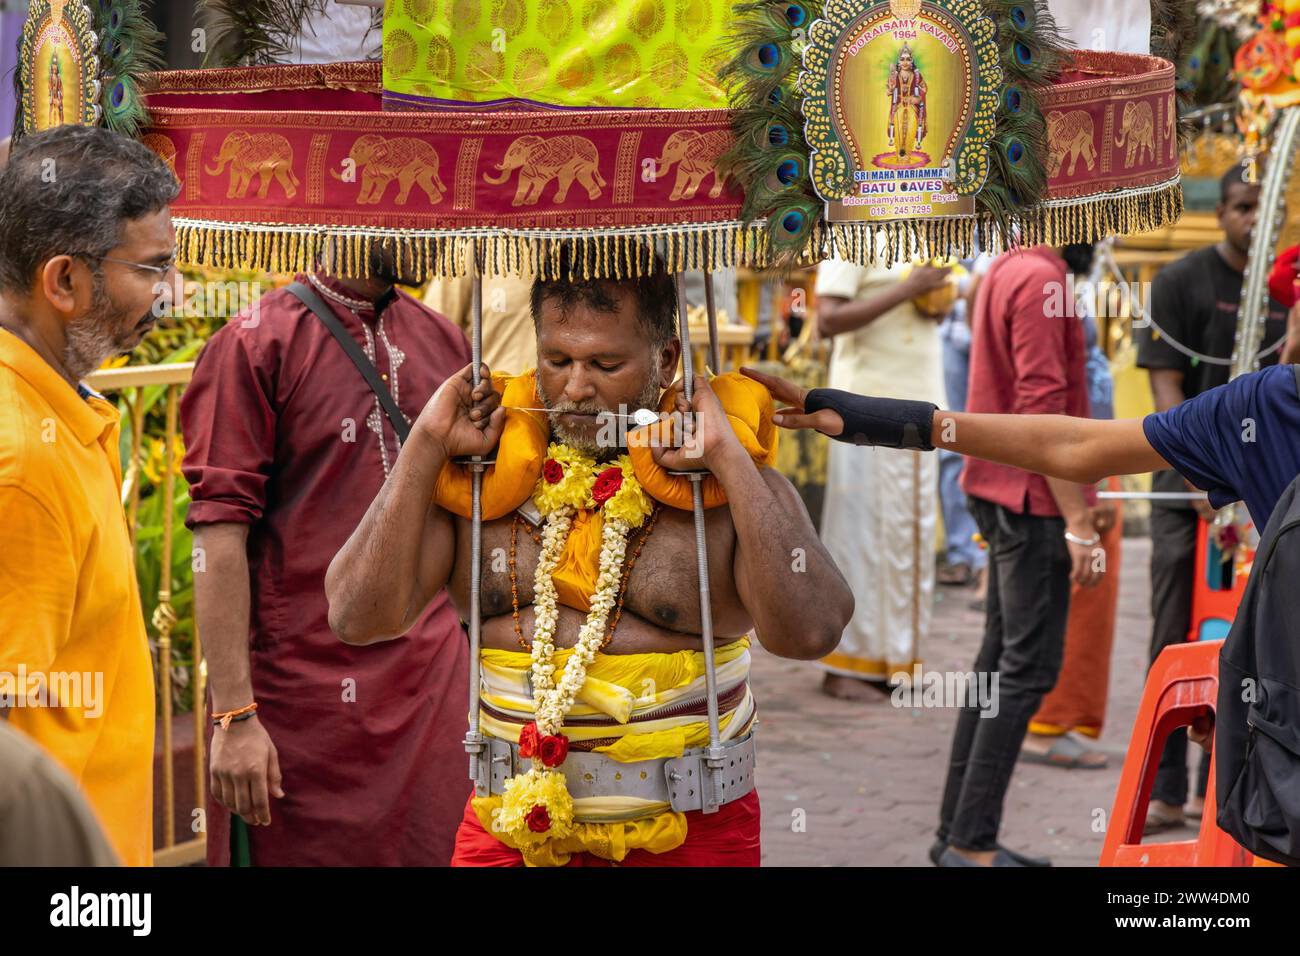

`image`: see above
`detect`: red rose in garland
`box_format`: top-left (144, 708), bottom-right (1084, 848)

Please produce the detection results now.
top-left (538, 733), bottom-right (570, 768)
top-left (543, 459), bottom-right (564, 484)
top-left (591, 466), bottom-right (623, 505)
top-left (525, 804), bottom-right (552, 833)
top-left (518, 721), bottom-right (541, 758)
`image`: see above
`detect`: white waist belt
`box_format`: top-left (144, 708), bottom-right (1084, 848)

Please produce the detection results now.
top-left (481, 731), bottom-right (757, 813)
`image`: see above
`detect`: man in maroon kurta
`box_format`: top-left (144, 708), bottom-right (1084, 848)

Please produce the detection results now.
top-left (181, 267), bottom-right (470, 865)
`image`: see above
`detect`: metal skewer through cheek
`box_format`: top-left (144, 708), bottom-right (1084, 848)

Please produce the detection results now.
top-left (673, 269), bottom-right (725, 812)
top-left (509, 407), bottom-right (660, 425)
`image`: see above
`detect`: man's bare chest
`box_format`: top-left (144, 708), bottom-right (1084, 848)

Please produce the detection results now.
top-left (450, 505), bottom-right (745, 636)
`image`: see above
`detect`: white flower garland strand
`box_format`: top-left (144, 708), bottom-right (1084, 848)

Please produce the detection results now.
top-left (495, 445), bottom-right (652, 853)
top-left (529, 508), bottom-right (631, 740)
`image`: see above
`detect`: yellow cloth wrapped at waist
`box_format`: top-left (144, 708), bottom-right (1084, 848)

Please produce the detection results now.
top-left (470, 638), bottom-right (755, 865)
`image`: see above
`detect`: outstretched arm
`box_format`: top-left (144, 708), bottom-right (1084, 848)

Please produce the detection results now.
top-left (326, 363), bottom-right (503, 644)
top-left (933, 411), bottom-right (1169, 485)
top-left (653, 376), bottom-right (854, 660)
top-left (739, 365), bottom-right (1170, 485)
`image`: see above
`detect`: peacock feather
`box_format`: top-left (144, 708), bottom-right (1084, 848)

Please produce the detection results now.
top-left (1179, 16), bottom-right (1237, 115)
top-left (94, 0), bottom-right (165, 138)
top-left (975, 1), bottom-right (1069, 241)
top-left (1150, 0), bottom-right (1197, 69)
top-left (718, 1), bottom-right (1081, 263)
top-left (717, 0), bottom-right (825, 269)
top-left (1150, 0), bottom-right (1200, 153)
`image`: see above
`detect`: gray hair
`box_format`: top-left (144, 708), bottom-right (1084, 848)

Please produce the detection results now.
top-left (0, 125), bottom-right (179, 293)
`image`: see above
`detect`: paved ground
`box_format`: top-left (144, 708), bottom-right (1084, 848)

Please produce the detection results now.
top-left (752, 537), bottom-right (1170, 867)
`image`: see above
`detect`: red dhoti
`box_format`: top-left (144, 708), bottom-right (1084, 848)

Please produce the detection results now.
top-left (1030, 478), bottom-right (1124, 738)
top-left (450, 789), bottom-right (762, 867)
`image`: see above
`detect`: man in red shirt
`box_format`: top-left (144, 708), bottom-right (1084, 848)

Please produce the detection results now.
top-left (181, 255), bottom-right (472, 865)
top-left (928, 245), bottom-right (1102, 866)
top-left (745, 246), bottom-right (1102, 866)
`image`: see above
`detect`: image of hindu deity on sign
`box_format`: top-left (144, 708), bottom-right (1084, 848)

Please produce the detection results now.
top-left (886, 43), bottom-right (928, 164)
top-left (809, 1), bottom-right (988, 222)
top-left (23, 0), bottom-right (95, 134)
top-left (46, 42), bottom-right (65, 127)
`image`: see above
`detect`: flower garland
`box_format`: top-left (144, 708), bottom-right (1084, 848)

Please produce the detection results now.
top-left (496, 443), bottom-right (654, 847)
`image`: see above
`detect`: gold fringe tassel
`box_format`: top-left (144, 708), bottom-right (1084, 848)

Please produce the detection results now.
top-left (170, 181), bottom-right (1183, 281)
top-left (827, 180), bottom-right (1184, 266)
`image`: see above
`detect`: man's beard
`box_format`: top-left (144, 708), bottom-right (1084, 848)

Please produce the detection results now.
top-left (536, 373), bottom-right (662, 459)
top-left (369, 246), bottom-right (420, 289)
top-left (63, 278), bottom-right (149, 381)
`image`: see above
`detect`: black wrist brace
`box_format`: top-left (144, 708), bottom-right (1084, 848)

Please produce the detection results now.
top-left (804, 388), bottom-right (939, 450)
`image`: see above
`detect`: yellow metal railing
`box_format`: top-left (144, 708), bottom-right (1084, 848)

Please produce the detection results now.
top-left (85, 361), bottom-right (206, 867)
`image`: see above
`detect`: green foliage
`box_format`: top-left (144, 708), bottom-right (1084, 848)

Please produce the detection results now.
top-left (116, 265), bottom-right (285, 714)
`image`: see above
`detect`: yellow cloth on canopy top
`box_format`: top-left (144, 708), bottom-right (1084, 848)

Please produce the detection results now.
top-left (382, 0), bottom-right (732, 109)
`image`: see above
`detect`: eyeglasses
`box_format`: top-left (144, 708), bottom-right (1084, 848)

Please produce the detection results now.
top-left (79, 253), bottom-right (177, 276)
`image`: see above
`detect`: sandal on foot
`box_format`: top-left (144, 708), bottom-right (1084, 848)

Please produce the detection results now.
top-left (1143, 804), bottom-right (1186, 835)
top-left (1019, 733), bottom-right (1109, 770)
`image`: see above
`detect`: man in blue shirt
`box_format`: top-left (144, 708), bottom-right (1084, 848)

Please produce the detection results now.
top-left (743, 361), bottom-right (1300, 861)
top-left (1134, 168), bottom-right (1288, 832)
top-left (1137, 364), bottom-right (1300, 528)
top-left (745, 360), bottom-right (1300, 539)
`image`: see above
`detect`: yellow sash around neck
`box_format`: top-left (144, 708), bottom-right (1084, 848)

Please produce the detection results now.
top-left (433, 368), bottom-right (778, 518)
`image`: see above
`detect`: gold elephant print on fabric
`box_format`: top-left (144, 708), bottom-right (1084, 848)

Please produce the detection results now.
top-left (1045, 110), bottom-right (1096, 179)
top-left (205, 131), bottom-right (300, 200)
top-left (1114, 100), bottom-right (1156, 168)
top-left (652, 129), bottom-right (730, 200)
top-left (331, 135), bottom-right (447, 205)
top-left (483, 134), bottom-right (606, 206)
top-left (141, 133), bottom-right (177, 177)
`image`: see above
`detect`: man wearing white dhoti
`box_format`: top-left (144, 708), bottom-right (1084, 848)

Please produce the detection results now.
top-left (814, 257), bottom-right (950, 700)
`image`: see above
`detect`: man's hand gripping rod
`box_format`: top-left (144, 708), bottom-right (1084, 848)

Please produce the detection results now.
top-left (671, 269), bottom-right (726, 813)
top-left (463, 250), bottom-right (493, 795)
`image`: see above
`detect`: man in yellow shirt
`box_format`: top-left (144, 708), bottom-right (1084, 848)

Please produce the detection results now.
top-left (0, 125), bottom-right (179, 866)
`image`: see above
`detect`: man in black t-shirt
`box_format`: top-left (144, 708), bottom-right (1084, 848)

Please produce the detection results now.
top-left (1134, 165), bottom-right (1287, 833)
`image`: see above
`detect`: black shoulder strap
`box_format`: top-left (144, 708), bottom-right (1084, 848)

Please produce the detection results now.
top-left (286, 281), bottom-right (411, 443)
top-left (1293, 362), bottom-right (1300, 403)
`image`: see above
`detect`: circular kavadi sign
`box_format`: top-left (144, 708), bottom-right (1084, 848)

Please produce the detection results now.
top-left (19, 0), bottom-right (102, 134)
top-left (803, 0), bottom-right (999, 224)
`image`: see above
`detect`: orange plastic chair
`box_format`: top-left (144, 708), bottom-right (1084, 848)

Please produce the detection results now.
top-left (1099, 640), bottom-right (1253, 866)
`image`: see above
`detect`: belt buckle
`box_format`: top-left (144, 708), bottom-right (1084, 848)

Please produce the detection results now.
top-left (664, 733), bottom-right (756, 813)
top-left (485, 734), bottom-right (757, 812)
top-left (487, 737), bottom-right (516, 795)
